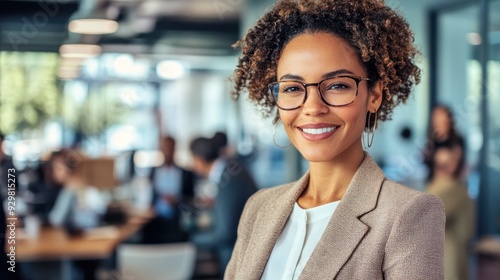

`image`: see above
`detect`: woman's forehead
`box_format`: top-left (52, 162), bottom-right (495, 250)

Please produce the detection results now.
top-left (277, 33), bottom-right (364, 77)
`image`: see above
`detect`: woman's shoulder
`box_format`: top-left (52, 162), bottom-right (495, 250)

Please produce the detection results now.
top-left (379, 179), bottom-right (444, 211)
top-left (246, 182), bottom-right (294, 208)
top-left (363, 179), bottom-right (445, 232)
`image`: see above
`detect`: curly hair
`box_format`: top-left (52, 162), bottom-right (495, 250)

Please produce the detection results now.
top-left (232, 0), bottom-right (421, 128)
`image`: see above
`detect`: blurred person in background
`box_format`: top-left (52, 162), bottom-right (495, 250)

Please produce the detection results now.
top-left (47, 148), bottom-right (104, 280)
top-left (424, 105), bottom-right (466, 181)
top-left (189, 137), bottom-right (257, 275)
top-left (212, 131), bottom-right (230, 159)
top-left (426, 144), bottom-right (475, 280)
top-left (141, 136), bottom-right (195, 244)
top-left (40, 151), bottom-right (66, 224)
top-left (48, 149), bottom-right (92, 230)
top-left (0, 133), bottom-right (15, 200)
top-left (225, 0), bottom-right (445, 278)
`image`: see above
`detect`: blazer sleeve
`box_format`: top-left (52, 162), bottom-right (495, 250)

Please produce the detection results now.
top-left (383, 193), bottom-right (445, 280)
top-left (224, 190), bottom-right (259, 279)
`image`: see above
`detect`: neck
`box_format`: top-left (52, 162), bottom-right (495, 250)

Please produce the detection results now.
top-left (298, 142), bottom-right (365, 209)
top-left (163, 161), bottom-right (175, 167)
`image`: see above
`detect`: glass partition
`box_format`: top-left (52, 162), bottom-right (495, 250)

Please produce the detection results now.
top-left (487, 0), bottom-right (500, 234)
top-left (433, 0), bottom-right (500, 236)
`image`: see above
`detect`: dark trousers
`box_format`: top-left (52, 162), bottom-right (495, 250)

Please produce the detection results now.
top-left (141, 216), bottom-right (187, 244)
top-left (74, 259), bottom-right (100, 280)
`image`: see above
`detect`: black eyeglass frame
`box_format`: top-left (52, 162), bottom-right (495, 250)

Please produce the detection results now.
top-left (268, 75), bottom-right (372, 111)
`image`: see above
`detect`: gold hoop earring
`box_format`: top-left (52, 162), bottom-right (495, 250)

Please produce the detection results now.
top-left (364, 111), bottom-right (378, 148)
top-left (273, 118), bottom-right (292, 149)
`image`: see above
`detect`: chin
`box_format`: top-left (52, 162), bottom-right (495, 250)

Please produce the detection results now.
top-left (296, 140), bottom-right (362, 163)
top-left (298, 148), bottom-right (339, 163)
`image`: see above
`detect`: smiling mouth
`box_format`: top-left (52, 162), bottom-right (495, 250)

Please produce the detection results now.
top-left (300, 126), bottom-right (339, 135)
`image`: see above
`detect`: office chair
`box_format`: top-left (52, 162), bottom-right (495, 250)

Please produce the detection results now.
top-left (118, 242), bottom-right (196, 280)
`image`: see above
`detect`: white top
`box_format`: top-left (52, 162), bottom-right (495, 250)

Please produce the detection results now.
top-left (49, 187), bottom-right (75, 227)
top-left (49, 186), bottom-right (104, 229)
top-left (262, 200), bottom-right (340, 280)
top-left (208, 158), bottom-right (226, 185)
top-left (153, 165), bottom-right (182, 218)
top-left (154, 165), bottom-right (182, 195)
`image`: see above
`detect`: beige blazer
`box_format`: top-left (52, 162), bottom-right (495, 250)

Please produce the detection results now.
top-left (225, 154), bottom-right (445, 280)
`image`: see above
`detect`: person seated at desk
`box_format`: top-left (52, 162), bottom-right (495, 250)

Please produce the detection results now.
top-left (48, 149), bottom-right (104, 230)
top-left (189, 137), bottom-right (258, 274)
top-left (46, 148), bottom-right (106, 280)
top-left (141, 136), bottom-right (195, 244)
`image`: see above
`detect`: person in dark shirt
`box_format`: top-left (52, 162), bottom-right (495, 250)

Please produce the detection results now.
top-left (189, 137), bottom-right (258, 274)
top-left (141, 136), bottom-right (195, 244)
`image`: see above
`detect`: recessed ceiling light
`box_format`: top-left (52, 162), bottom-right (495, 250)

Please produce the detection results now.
top-left (69, 19), bottom-right (118, 35)
top-left (59, 57), bottom-right (86, 67)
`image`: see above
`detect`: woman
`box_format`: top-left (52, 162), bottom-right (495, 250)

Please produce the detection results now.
top-left (225, 1), bottom-right (445, 279)
top-left (426, 145), bottom-right (474, 280)
top-left (424, 105), bottom-right (465, 181)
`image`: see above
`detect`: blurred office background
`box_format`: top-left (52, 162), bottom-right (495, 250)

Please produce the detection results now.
top-left (0, 0), bottom-right (499, 279)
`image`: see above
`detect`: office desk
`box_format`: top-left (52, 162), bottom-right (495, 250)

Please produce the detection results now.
top-left (476, 236), bottom-right (500, 279)
top-left (16, 215), bottom-right (149, 261)
top-left (11, 210), bottom-right (153, 279)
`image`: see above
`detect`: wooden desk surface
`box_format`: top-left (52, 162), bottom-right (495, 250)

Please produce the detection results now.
top-left (14, 209), bottom-right (153, 261)
top-left (476, 236), bottom-right (500, 256)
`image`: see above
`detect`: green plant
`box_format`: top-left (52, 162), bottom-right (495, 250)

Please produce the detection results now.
top-left (0, 52), bottom-right (59, 134)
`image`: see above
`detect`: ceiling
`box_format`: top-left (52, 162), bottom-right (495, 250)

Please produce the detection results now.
top-left (1, 0), bottom-right (497, 57)
top-left (0, 0), bottom-right (242, 56)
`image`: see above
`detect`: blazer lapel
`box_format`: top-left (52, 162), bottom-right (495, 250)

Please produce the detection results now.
top-left (239, 173), bottom-right (310, 279)
top-left (299, 154), bottom-right (385, 280)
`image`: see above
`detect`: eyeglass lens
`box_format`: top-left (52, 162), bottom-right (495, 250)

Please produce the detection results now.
top-left (271, 76), bottom-right (359, 109)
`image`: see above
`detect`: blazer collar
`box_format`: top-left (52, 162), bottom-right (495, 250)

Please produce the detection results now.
top-left (299, 153), bottom-right (385, 279)
top-left (239, 167), bottom-right (310, 279)
top-left (239, 153), bottom-right (385, 279)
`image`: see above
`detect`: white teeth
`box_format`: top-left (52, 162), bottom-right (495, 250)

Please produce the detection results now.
top-left (302, 127), bottom-right (337, 135)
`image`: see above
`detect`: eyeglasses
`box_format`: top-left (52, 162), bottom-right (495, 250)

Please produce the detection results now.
top-left (268, 75), bottom-right (372, 110)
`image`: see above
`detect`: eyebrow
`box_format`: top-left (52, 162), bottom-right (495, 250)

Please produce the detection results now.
top-left (279, 69), bottom-right (356, 81)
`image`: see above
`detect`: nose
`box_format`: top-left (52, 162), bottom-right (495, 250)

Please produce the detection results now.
top-left (302, 85), bottom-right (328, 115)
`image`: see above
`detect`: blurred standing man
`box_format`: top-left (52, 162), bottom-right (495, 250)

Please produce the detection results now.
top-left (142, 136), bottom-right (195, 243)
top-left (189, 137), bottom-right (258, 274)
